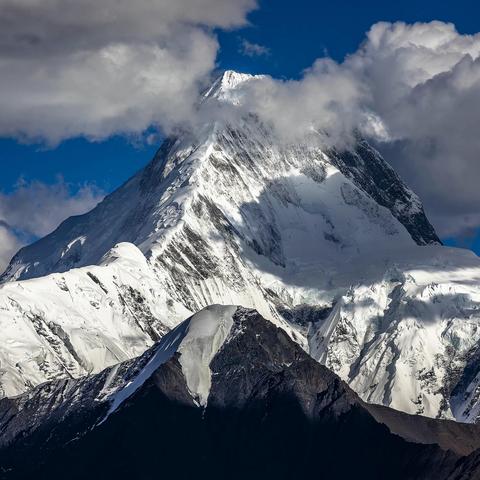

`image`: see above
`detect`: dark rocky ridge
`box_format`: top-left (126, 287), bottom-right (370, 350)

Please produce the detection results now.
top-left (1, 307), bottom-right (480, 479)
top-left (329, 138), bottom-right (441, 245)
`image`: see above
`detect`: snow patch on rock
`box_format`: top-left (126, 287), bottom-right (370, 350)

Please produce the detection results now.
top-left (100, 318), bottom-right (191, 423)
top-left (178, 304), bottom-right (236, 405)
top-left (102, 305), bottom-right (237, 419)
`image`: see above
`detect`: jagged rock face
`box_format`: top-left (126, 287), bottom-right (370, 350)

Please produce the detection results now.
top-left (328, 139), bottom-right (440, 245)
top-left (1, 306), bottom-right (478, 480)
top-left (0, 71), bottom-right (479, 424)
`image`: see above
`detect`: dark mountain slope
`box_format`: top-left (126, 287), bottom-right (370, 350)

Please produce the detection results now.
top-left (1, 307), bottom-right (480, 479)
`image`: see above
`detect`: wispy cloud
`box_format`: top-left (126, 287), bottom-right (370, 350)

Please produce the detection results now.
top-left (239, 38), bottom-right (270, 57)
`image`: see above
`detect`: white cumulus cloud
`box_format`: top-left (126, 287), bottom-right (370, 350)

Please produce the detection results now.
top-left (349, 21), bottom-right (480, 238)
top-left (0, 0), bottom-right (256, 144)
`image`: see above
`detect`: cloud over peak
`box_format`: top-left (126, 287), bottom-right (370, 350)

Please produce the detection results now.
top-left (2, 8), bottom-right (480, 238)
top-left (204, 21), bottom-right (480, 238)
top-left (0, 0), bottom-right (257, 144)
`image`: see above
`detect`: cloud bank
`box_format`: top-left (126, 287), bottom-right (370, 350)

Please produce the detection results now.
top-left (354, 22), bottom-right (480, 238)
top-left (0, 0), bottom-right (256, 144)
top-left (348, 21), bottom-right (480, 238)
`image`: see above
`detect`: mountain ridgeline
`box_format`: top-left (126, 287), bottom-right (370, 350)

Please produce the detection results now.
top-left (2, 71), bottom-right (480, 478)
top-left (1, 306), bottom-right (480, 480)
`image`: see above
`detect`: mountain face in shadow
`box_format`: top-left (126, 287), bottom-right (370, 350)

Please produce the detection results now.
top-left (2, 307), bottom-right (480, 480)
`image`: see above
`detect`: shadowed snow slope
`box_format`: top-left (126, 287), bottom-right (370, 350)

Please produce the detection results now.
top-left (0, 71), bottom-right (480, 423)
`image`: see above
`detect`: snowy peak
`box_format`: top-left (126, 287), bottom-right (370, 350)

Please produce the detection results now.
top-left (220, 70), bottom-right (256, 89)
top-left (1, 70), bottom-right (439, 284)
top-left (203, 70), bottom-right (262, 101)
top-left (100, 241), bottom-right (149, 267)
top-left (0, 240), bottom-right (179, 399)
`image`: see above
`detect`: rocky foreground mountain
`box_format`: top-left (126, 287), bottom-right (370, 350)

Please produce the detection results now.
top-left (2, 306), bottom-right (480, 480)
top-left (1, 71), bottom-right (480, 427)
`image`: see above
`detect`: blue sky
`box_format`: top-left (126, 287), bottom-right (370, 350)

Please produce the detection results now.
top-left (1, 0), bottom-right (480, 255)
top-left (217, 0), bottom-right (480, 78)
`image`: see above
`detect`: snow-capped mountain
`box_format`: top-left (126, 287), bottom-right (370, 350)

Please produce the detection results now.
top-left (1, 70), bottom-right (438, 285)
top-left (2, 306), bottom-right (480, 480)
top-left (1, 71), bottom-right (480, 423)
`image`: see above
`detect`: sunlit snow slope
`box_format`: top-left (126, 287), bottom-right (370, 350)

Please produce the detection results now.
top-left (1, 71), bottom-right (480, 423)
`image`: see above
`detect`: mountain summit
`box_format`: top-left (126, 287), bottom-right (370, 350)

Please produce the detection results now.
top-left (1, 71), bottom-right (438, 283)
top-left (0, 71), bottom-right (480, 424)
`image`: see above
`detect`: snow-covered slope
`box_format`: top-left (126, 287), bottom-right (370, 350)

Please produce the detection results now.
top-left (102, 304), bottom-right (236, 420)
top-left (1, 71), bottom-right (437, 284)
top-left (308, 245), bottom-right (480, 422)
top-left (0, 242), bottom-right (183, 398)
top-left (0, 305), bottom-right (238, 448)
top-left (1, 71), bottom-right (480, 423)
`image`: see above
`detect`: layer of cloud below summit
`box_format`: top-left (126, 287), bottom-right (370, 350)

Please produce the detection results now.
top-left (2, 1), bottom-right (480, 240)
